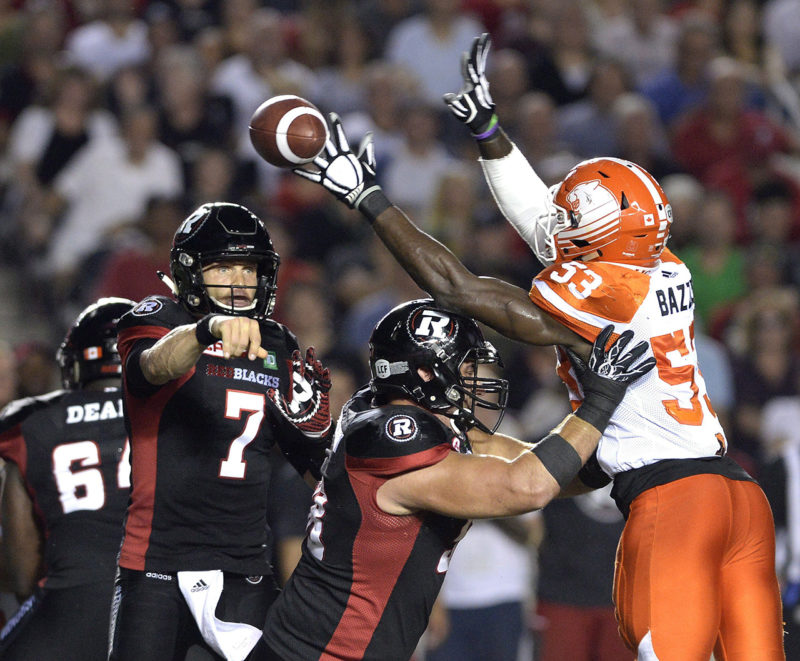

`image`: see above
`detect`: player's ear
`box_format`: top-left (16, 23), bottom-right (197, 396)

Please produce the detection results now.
top-left (417, 366), bottom-right (434, 382)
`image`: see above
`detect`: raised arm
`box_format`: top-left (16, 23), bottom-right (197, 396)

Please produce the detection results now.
top-left (293, 116), bottom-right (583, 350)
top-left (443, 33), bottom-right (559, 257)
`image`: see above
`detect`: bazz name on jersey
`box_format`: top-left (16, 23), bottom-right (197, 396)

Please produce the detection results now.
top-left (655, 277), bottom-right (694, 317)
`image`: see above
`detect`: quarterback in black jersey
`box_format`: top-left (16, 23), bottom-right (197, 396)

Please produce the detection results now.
top-left (108, 202), bottom-right (333, 661)
top-left (262, 299), bottom-right (654, 660)
top-left (0, 297), bottom-right (135, 661)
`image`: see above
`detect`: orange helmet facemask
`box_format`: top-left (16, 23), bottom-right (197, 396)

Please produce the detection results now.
top-left (531, 158), bottom-right (673, 268)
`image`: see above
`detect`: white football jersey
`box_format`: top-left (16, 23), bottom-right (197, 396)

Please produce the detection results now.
top-left (530, 249), bottom-right (726, 477)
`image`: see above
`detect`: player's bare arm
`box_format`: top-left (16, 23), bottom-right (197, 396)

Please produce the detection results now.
top-left (139, 315), bottom-right (267, 385)
top-left (466, 428), bottom-right (532, 460)
top-left (293, 116), bottom-right (585, 352)
top-left (379, 326), bottom-right (655, 517)
top-left (378, 414), bottom-right (601, 518)
top-left (1, 462), bottom-right (43, 599)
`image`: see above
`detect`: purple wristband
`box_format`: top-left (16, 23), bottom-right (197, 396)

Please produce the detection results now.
top-left (472, 115), bottom-right (499, 141)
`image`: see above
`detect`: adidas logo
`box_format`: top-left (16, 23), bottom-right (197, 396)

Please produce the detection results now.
top-left (190, 579), bottom-right (210, 593)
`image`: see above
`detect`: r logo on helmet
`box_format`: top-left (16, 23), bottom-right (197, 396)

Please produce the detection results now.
top-left (409, 309), bottom-right (456, 345)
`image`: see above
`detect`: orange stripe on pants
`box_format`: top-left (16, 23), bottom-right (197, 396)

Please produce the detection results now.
top-left (613, 474), bottom-right (785, 660)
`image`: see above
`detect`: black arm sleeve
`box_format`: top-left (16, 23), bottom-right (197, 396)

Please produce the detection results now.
top-left (123, 339), bottom-right (161, 398)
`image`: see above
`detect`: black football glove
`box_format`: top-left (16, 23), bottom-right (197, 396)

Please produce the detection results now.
top-left (443, 32), bottom-right (498, 139)
top-left (567, 325), bottom-right (656, 431)
top-left (293, 113), bottom-right (392, 223)
top-left (269, 347), bottom-right (332, 439)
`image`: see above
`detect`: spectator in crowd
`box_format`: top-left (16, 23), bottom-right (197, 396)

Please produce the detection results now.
top-left (760, 392), bottom-right (800, 659)
top-left (557, 57), bottom-right (633, 158)
top-left (44, 105), bottom-right (182, 296)
top-left (640, 12), bottom-right (720, 128)
top-left (671, 55), bottom-right (800, 237)
top-left (384, 0), bottom-right (485, 105)
top-left (382, 100), bottom-right (458, 222)
top-left (594, 0), bottom-right (678, 86)
top-left (675, 189), bottom-right (748, 331)
top-left (6, 65), bottom-right (117, 192)
top-left (64, 0), bottom-right (151, 83)
top-left (12, 341), bottom-right (58, 399)
top-left (91, 196), bottom-right (183, 305)
top-left (534, 486), bottom-right (629, 661)
top-left (610, 92), bottom-right (678, 181)
top-left (728, 288), bottom-right (800, 469)
top-left (506, 0), bottom-right (596, 107)
top-left (308, 17), bottom-right (375, 117)
top-left (509, 91), bottom-right (579, 187)
top-left (0, 342), bottom-right (18, 410)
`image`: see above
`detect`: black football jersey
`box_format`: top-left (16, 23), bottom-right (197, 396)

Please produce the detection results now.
top-left (264, 388), bottom-right (471, 661)
top-left (116, 296), bottom-right (315, 574)
top-left (0, 389), bottom-right (129, 590)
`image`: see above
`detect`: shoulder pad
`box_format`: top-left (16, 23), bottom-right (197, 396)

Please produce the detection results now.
top-left (531, 261), bottom-right (650, 340)
top-left (118, 296), bottom-right (189, 332)
top-left (0, 391), bottom-right (67, 433)
top-left (345, 404), bottom-right (453, 460)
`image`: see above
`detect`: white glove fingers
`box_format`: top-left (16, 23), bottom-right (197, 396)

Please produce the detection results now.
top-left (293, 167), bottom-right (322, 183)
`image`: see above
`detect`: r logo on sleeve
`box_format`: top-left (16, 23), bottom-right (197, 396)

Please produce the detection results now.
top-left (385, 415), bottom-right (419, 443)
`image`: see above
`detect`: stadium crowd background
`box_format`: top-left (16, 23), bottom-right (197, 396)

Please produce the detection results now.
top-left (1, 0), bottom-right (800, 658)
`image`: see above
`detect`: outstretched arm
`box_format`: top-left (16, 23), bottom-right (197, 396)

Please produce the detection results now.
top-left (294, 116), bottom-right (583, 350)
top-left (378, 326), bottom-right (655, 518)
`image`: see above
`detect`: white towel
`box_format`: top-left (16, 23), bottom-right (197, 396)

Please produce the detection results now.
top-left (177, 570), bottom-right (262, 661)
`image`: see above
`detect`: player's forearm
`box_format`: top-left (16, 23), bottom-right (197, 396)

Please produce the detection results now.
top-left (140, 323), bottom-right (208, 385)
top-left (514, 414), bottom-right (602, 509)
top-left (371, 206), bottom-right (480, 310)
top-left (468, 429), bottom-right (532, 460)
top-left (476, 128), bottom-right (514, 160)
top-left (2, 466), bottom-right (44, 598)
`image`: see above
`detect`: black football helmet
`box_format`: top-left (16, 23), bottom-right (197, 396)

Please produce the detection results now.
top-left (369, 299), bottom-right (509, 434)
top-left (57, 297), bottom-right (136, 389)
top-left (170, 202), bottom-right (280, 319)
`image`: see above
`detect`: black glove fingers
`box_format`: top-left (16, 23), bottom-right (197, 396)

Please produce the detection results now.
top-left (607, 329), bottom-right (634, 363)
top-left (590, 325), bottom-right (615, 367)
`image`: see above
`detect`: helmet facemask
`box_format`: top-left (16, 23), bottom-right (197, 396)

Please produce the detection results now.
top-left (531, 183), bottom-right (576, 267)
top-left (438, 343), bottom-right (509, 435)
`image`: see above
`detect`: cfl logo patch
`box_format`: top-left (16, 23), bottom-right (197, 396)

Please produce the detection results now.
top-left (385, 414), bottom-right (419, 443)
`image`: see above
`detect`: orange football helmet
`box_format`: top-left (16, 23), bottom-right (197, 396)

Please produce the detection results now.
top-left (531, 157), bottom-right (673, 267)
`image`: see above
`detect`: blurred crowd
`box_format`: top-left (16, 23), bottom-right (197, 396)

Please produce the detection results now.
top-left (1, 0), bottom-right (800, 658)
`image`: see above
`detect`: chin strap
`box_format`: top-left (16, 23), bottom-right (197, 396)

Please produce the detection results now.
top-left (157, 271), bottom-right (179, 296)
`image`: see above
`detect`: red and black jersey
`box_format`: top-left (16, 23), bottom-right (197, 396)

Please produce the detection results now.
top-left (116, 295), bottom-right (315, 575)
top-left (264, 388), bottom-right (470, 661)
top-left (0, 389), bottom-right (129, 590)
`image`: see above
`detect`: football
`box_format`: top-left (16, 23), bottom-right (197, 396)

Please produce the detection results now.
top-left (249, 95), bottom-right (328, 168)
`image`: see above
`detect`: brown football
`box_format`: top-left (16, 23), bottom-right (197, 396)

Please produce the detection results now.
top-left (249, 95), bottom-right (328, 168)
